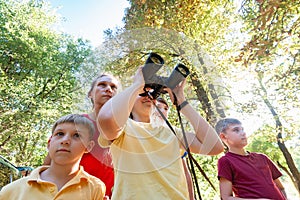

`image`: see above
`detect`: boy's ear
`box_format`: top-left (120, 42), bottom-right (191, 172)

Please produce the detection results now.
top-left (47, 136), bottom-right (52, 150)
top-left (219, 132), bottom-right (227, 141)
top-left (85, 140), bottom-right (95, 153)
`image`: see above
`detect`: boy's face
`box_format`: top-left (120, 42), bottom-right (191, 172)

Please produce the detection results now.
top-left (220, 124), bottom-right (248, 149)
top-left (156, 101), bottom-right (169, 118)
top-left (48, 122), bottom-right (95, 165)
top-left (133, 89), bottom-right (155, 117)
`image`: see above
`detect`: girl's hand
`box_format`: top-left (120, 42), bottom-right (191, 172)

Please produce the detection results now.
top-left (132, 66), bottom-right (145, 91)
top-left (167, 79), bottom-right (186, 105)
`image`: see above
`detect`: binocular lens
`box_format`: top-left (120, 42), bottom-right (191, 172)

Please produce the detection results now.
top-left (146, 53), bottom-right (164, 65)
top-left (165, 63), bottom-right (190, 90)
top-left (143, 52), bottom-right (190, 95)
top-left (150, 56), bottom-right (163, 65)
top-left (175, 64), bottom-right (190, 77)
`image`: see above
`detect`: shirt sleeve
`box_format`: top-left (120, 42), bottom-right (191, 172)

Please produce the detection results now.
top-left (261, 153), bottom-right (282, 180)
top-left (91, 177), bottom-right (106, 200)
top-left (98, 132), bottom-right (112, 147)
top-left (98, 120), bottom-right (128, 148)
top-left (217, 156), bottom-right (233, 182)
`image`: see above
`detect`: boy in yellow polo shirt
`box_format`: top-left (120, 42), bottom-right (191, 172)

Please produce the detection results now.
top-left (0, 114), bottom-right (106, 200)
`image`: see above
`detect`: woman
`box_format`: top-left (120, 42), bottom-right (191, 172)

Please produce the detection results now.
top-left (44, 73), bottom-right (119, 198)
top-left (81, 74), bottom-right (119, 198)
top-left (98, 67), bottom-right (223, 200)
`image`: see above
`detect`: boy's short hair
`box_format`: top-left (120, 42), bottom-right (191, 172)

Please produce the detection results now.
top-left (215, 118), bottom-right (241, 135)
top-left (52, 114), bottom-right (95, 139)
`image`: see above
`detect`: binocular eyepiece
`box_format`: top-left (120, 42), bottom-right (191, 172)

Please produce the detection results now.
top-left (142, 53), bottom-right (190, 99)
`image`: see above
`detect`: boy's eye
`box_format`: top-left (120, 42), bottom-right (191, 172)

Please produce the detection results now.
top-left (233, 128), bottom-right (243, 133)
top-left (73, 133), bottom-right (80, 138)
top-left (56, 132), bottom-right (64, 136)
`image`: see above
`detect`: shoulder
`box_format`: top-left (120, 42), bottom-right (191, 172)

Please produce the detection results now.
top-left (250, 152), bottom-right (270, 160)
top-left (0, 176), bottom-right (29, 195)
top-left (82, 171), bottom-right (106, 196)
top-left (81, 113), bottom-right (89, 117)
top-left (217, 153), bottom-right (232, 164)
top-left (126, 118), bottom-right (137, 127)
top-left (81, 168), bottom-right (105, 187)
top-left (250, 152), bottom-right (264, 156)
top-left (218, 153), bottom-right (229, 160)
top-left (74, 169), bottom-right (106, 198)
top-left (124, 118), bottom-right (146, 133)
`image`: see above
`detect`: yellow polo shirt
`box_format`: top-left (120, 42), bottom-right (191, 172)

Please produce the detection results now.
top-left (99, 119), bottom-right (189, 200)
top-left (0, 166), bottom-right (105, 200)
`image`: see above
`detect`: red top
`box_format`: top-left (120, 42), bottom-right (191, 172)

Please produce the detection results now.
top-left (218, 152), bottom-right (285, 200)
top-left (80, 114), bottom-right (114, 197)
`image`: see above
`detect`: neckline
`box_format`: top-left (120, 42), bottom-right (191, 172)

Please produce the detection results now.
top-left (228, 151), bottom-right (250, 157)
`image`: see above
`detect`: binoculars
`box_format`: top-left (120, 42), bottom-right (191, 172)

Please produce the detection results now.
top-left (142, 53), bottom-right (190, 99)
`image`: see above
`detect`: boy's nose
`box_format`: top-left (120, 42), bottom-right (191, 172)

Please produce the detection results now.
top-left (240, 130), bottom-right (246, 136)
top-left (61, 135), bottom-right (71, 144)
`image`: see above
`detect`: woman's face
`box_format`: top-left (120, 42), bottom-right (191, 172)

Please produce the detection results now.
top-left (89, 75), bottom-right (119, 107)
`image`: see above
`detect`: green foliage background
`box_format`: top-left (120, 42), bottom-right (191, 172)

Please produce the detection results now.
top-left (0, 0), bottom-right (94, 167)
top-left (0, 0), bottom-right (299, 198)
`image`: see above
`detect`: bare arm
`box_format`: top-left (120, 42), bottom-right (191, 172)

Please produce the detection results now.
top-left (170, 80), bottom-right (224, 155)
top-left (180, 104), bottom-right (224, 155)
top-left (273, 178), bottom-right (287, 199)
top-left (97, 68), bottom-right (144, 140)
top-left (219, 177), bottom-right (272, 200)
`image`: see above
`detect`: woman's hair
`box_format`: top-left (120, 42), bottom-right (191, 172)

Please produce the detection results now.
top-left (52, 114), bottom-right (95, 139)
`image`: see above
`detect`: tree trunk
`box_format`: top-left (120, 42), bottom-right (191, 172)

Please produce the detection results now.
top-left (258, 73), bottom-right (300, 195)
top-left (190, 72), bottom-right (216, 123)
top-left (190, 52), bottom-right (227, 124)
top-left (194, 43), bottom-right (227, 122)
top-left (196, 54), bottom-right (226, 120)
top-left (277, 140), bottom-right (300, 194)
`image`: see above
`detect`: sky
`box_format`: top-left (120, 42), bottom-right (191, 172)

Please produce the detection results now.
top-left (48, 0), bottom-right (130, 47)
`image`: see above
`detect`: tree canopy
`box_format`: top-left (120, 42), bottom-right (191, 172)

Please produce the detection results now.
top-left (0, 0), bottom-right (93, 166)
top-left (0, 0), bottom-right (299, 198)
top-left (100, 0), bottom-right (299, 198)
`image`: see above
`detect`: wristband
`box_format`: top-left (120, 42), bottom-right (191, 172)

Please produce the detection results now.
top-left (181, 151), bottom-right (188, 158)
top-left (177, 101), bottom-right (188, 111)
